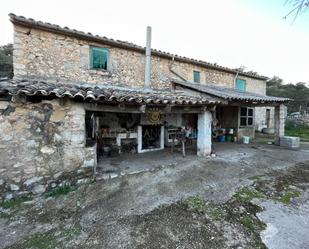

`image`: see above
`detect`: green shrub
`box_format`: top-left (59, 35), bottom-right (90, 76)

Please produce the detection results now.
top-left (9, 227), bottom-right (81, 249)
top-left (241, 216), bottom-right (255, 231)
top-left (285, 126), bottom-right (309, 140)
top-left (275, 191), bottom-right (300, 204)
top-left (0, 196), bottom-right (33, 209)
top-left (182, 196), bottom-right (224, 219)
top-left (44, 185), bottom-right (76, 198)
top-left (233, 187), bottom-right (264, 202)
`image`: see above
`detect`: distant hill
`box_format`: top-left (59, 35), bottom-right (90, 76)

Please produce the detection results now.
top-left (0, 44), bottom-right (13, 79)
top-left (267, 76), bottom-right (309, 114)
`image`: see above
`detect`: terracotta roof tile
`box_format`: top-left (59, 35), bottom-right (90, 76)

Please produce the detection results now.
top-left (173, 79), bottom-right (290, 103)
top-left (0, 80), bottom-right (222, 105)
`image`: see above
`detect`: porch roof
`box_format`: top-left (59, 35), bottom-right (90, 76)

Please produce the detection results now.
top-left (172, 79), bottom-right (290, 104)
top-left (0, 79), bottom-right (222, 105)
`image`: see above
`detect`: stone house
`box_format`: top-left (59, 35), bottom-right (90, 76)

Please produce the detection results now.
top-left (0, 14), bottom-right (288, 199)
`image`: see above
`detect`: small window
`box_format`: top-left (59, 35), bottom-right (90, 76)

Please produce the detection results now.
top-left (91, 47), bottom-right (109, 70)
top-left (240, 107), bottom-right (247, 116)
top-left (240, 107), bottom-right (254, 127)
top-left (193, 71), bottom-right (200, 83)
top-left (240, 117), bottom-right (247, 126)
top-left (236, 79), bottom-right (246, 91)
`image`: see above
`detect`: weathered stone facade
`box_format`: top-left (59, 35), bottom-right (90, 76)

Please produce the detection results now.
top-left (275, 104), bottom-right (286, 144)
top-left (12, 22), bottom-right (271, 135)
top-left (0, 16), bottom-right (279, 199)
top-left (13, 24), bottom-right (267, 94)
top-left (0, 98), bottom-right (95, 199)
top-left (255, 107), bottom-right (275, 131)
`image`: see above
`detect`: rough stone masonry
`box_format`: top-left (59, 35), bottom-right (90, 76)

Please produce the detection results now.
top-left (0, 14), bottom-right (280, 200)
top-left (0, 97), bottom-right (95, 200)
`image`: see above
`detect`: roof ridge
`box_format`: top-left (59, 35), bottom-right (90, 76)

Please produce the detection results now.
top-left (8, 13), bottom-right (268, 81)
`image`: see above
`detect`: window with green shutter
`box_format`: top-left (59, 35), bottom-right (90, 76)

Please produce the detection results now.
top-left (193, 70), bottom-right (200, 83)
top-left (91, 47), bottom-right (109, 70)
top-left (236, 79), bottom-right (246, 91)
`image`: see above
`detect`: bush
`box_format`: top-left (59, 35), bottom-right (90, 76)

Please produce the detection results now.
top-left (0, 196), bottom-right (33, 209)
top-left (285, 125), bottom-right (309, 140)
top-left (44, 185), bottom-right (76, 198)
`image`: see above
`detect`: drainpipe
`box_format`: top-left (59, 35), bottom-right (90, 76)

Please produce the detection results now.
top-left (169, 55), bottom-right (187, 81)
top-left (144, 26), bottom-right (152, 89)
top-left (234, 70), bottom-right (240, 89)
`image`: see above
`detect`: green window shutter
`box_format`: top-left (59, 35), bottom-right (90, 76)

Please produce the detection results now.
top-left (236, 79), bottom-right (246, 91)
top-left (193, 71), bottom-right (200, 83)
top-left (91, 47), bottom-right (109, 70)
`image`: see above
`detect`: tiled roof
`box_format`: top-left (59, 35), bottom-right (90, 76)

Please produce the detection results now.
top-left (172, 79), bottom-right (290, 103)
top-left (0, 80), bottom-right (222, 105)
top-left (9, 13), bottom-right (268, 81)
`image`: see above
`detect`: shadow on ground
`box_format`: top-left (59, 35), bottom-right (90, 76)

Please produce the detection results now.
top-left (1, 143), bottom-right (309, 249)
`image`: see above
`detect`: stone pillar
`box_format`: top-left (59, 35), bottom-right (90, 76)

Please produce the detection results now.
top-left (160, 125), bottom-right (164, 150)
top-left (197, 110), bottom-right (212, 156)
top-left (137, 125), bottom-right (142, 153)
top-left (274, 104), bottom-right (285, 145)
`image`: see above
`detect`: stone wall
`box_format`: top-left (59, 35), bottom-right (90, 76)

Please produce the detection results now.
top-left (275, 104), bottom-right (286, 144)
top-left (165, 113), bottom-right (182, 127)
top-left (255, 107), bottom-right (275, 131)
top-left (238, 127), bottom-right (255, 140)
top-left (13, 24), bottom-right (267, 95)
top-left (0, 98), bottom-right (95, 200)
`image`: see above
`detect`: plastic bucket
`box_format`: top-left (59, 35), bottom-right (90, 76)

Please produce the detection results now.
top-left (218, 135), bottom-right (225, 142)
top-left (226, 134), bottom-right (233, 142)
top-left (242, 136), bottom-right (250, 144)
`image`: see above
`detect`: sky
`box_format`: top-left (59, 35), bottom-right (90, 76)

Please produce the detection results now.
top-left (0, 0), bottom-right (308, 84)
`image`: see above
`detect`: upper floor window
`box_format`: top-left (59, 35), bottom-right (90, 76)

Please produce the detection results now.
top-left (90, 47), bottom-right (109, 70)
top-left (236, 78), bottom-right (246, 91)
top-left (193, 70), bottom-right (200, 83)
top-left (240, 107), bottom-right (254, 126)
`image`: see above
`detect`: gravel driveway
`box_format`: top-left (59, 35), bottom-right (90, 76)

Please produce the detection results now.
top-left (1, 142), bottom-right (309, 248)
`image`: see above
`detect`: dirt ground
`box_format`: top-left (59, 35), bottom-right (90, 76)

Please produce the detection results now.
top-left (1, 142), bottom-right (309, 249)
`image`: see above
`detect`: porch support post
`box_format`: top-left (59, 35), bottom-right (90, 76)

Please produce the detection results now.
top-left (197, 110), bottom-right (212, 156)
top-left (274, 104), bottom-right (285, 145)
top-left (160, 125), bottom-right (164, 150)
top-left (137, 125), bottom-right (142, 153)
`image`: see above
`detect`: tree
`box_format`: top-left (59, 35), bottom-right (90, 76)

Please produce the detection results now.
top-left (267, 76), bottom-right (309, 113)
top-left (284, 0), bottom-right (309, 20)
top-left (267, 76), bottom-right (283, 88)
top-left (0, 44), bottom-right (13, 79)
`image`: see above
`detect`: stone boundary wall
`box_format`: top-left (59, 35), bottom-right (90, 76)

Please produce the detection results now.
top-left (13, 24), bottom-right (266, 94)
top-left (0, 98), bottom-right (95, 200)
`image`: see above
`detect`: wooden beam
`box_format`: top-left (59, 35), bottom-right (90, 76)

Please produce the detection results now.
top-left (84, 103), bottom-right (142, 113)
top-left (83, 103), bottom-right (207, 114)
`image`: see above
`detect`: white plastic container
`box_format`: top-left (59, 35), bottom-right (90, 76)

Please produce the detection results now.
top-left (243, 136), bottom-right (250, 144)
